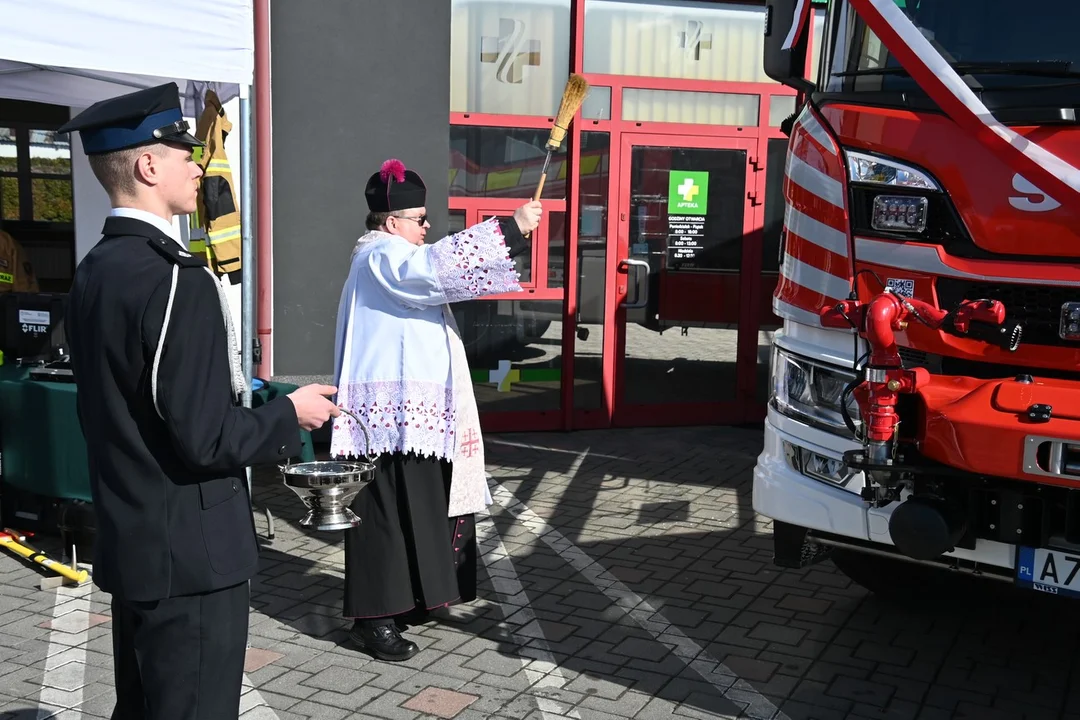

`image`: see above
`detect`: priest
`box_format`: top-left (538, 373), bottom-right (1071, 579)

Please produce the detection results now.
top-left (331, 158), bottom-right (542, 661)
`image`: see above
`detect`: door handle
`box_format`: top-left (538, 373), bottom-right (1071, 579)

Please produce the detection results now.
top-left (619, 258), bottom-right (651, 309)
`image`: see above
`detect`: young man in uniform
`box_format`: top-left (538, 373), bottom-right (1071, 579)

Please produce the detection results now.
top-left (60, 83), bottom-right (340, 720)
top-left (331, 159), bottom-right (541, 661)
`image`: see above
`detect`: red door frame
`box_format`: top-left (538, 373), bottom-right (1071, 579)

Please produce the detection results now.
top-left (603, 132), bottom-right (761, 427)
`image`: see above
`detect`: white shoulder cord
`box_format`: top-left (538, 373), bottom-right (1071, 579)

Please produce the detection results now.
top-left (151, 265), bottom-right (179, 420)
top-left (151, 265), bottom-right (247, 421)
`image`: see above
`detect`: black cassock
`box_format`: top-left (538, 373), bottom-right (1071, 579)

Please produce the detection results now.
top-left (65, 216), bottom-right (302, 720)
top-left (342, 452), bottom-right (477, 619)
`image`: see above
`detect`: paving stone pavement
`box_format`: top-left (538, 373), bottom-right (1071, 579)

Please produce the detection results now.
top-left (2, 426), bottom-right (1080, 719)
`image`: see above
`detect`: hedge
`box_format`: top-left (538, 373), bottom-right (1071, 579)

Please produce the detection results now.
top-left (1, 156), bottom-right (73, 223)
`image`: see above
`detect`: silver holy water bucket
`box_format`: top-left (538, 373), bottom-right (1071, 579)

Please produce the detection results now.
top-left (279, 409), bottom-right (376, 532)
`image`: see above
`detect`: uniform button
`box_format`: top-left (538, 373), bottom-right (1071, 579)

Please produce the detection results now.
top-left (278, 445), bottom-right (286, 454)
top-left (231, 481), bottom-right (238, 492)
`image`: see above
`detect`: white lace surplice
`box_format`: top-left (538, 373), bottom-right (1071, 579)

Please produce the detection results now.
top-left (330, 217), bottom-right (520, 516)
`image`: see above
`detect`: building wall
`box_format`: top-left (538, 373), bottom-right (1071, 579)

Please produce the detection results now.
top-left (270, 0), bottom-right (451, 381)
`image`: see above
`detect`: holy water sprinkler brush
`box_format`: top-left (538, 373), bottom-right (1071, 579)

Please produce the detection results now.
top-left (532, 73), bottom-right (590, 202)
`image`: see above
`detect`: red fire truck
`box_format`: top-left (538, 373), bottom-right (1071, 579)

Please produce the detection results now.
top-left (753, 0), bottom-right (1080, 600)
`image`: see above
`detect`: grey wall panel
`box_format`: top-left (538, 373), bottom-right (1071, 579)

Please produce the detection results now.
top-left (270, 0), bottom-right (450, 379)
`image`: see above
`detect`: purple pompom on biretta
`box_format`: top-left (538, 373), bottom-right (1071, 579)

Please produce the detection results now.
top-left (380, 158), bottom-right (407, 184)
top-left (365, 157), bottom-right (427, 213)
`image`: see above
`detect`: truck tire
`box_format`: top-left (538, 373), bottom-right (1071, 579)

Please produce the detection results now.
top-left (828, 547), bottom-right (990, 606)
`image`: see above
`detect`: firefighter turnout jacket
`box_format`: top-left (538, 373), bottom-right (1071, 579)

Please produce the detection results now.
top-left (192, 90), bottom-right (242, 275)
top-left (0, 229), bottom-right (40, 293)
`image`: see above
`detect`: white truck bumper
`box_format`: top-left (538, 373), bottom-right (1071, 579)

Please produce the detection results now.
top-left (753, 407), bottom-right (1016, 572)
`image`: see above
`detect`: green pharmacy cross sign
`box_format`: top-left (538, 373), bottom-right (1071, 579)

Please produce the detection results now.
top-left (668, 171), bottom-right (709, 215)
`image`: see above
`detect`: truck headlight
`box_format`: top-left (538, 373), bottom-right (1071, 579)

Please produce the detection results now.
top-left (842, 149), bottom-right (967, 244)
top-left (845, 151), bottom-right (940, 190)
top-left (784, 441), bottom-right (857, 486)
top-left (772, 348), bottom-right (861, 436)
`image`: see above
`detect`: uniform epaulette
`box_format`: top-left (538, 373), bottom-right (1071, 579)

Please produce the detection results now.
top-left (147, 236), bottom-right (209, 268)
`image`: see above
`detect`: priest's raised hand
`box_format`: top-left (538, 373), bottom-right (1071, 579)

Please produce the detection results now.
top-left (513, 200), bottom-right (543, 234)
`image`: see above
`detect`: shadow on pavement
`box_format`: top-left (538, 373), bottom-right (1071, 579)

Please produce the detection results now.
top-left (245, 426), bottom-right (1080, 720)
top-left (470, 427), bottom-right (1080, 720)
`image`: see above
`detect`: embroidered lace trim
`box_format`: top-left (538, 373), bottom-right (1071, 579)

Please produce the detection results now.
top-left (330, 380), bottom-right (456, 460)
top-left (428, 218), bottom-right (521, 303)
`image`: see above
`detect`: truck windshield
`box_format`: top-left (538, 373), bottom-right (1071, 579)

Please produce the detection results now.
top-left (824, 0), bottom-right (1080, 94)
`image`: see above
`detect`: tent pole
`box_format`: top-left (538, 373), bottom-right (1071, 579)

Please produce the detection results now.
top-left (240, 84), bottom-right (255, 501)
top-left (240, 85), bottom-right (254, 409)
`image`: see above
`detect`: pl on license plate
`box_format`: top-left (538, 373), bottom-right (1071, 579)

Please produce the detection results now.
top-left (1015, 546), bottom-right (1080, 598)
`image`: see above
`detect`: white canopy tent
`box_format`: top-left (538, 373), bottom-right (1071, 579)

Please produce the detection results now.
top-left (0, 0), bottom-right (259, 407)
top-left (0, 0), bottom-right (253, 87)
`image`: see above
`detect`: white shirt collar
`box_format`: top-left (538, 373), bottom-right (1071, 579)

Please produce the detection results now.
top-left (109, 207), bottom-right (183, 247)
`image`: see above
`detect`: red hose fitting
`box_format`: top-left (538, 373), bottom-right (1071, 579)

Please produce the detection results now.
top-left (819, 290), bottom-right (1005, 450)
top-left (865, 293), bottom-right (906, 368)
top-left (857, 367), bottom-right (926, 444)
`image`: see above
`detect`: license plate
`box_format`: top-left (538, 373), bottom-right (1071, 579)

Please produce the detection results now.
top-left (1015, 546), bottom-right (1080, 598)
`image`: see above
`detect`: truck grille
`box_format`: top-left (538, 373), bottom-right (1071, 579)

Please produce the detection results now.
top-left (936, 279), bottom-right (1077, 348)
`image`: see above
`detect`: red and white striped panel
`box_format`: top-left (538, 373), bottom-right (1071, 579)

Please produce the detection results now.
top-left (773, 104), bottom-right (854, 327)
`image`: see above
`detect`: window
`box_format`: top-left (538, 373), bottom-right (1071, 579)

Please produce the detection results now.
top-left (1, 100), bottom-right (78, 292)
top-left (450, 0), bottom-right (572, 116)
top-left (628, 145), bottom-right (746, 273)
top-left (827, 0), bottom-right (1080, 95)
top-left (584, 0), bottom-right (772, 83)
top-left (762, 138), bottom-right (788, 274)
top-left (0, 128), bottom-right (17, 221)
top-left (450, 126), bottom-right (567, 199)
top-left (769, 95), bottom-right (797, 127)
top-left (580, 86), bottom-right (612, 121)
top-left (0, 126), bottom-right (73, 224)
top-left (447, 209), bottom-right (468, 237)
top-left (29, 130), bottom-right (73, 223)
top-left (575, 131), bottom-right (610, 410)
top-left (809, 8), bottom-right (826, 83)
top-left (451, 298), bottom-right (564, 412)
top-left (622, 89), bottom-right (760, 126)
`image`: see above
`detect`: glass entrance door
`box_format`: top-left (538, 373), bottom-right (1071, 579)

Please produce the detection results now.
top-left (611, 134), bottom-right (759, 426)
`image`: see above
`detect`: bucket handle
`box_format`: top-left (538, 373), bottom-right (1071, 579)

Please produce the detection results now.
top-left (279, 406), bottom-right (372, 473)
top-left (336, 407), bottom-right (372, 462)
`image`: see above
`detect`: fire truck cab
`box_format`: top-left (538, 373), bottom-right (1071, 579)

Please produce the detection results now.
top-left (753, 0), bottom-right (1080, 600)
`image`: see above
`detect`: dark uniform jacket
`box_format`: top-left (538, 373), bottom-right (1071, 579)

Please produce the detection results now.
top-left (65, 216), bottom-right (301, 602)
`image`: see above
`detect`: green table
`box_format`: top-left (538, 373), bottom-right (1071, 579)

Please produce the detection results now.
top-left (0, 364), bottom-right (91, 502)
top-left (0, 366), bottom-right (313, 503)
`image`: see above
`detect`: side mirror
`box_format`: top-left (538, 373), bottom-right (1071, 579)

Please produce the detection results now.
top-left (764, 0), bottom-right (814, 94)
top-left (779, 112), bottom-right (798, 138)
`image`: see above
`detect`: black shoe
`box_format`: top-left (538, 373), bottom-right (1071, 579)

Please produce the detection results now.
top-left (349, 622), bottom-right (419, 662)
